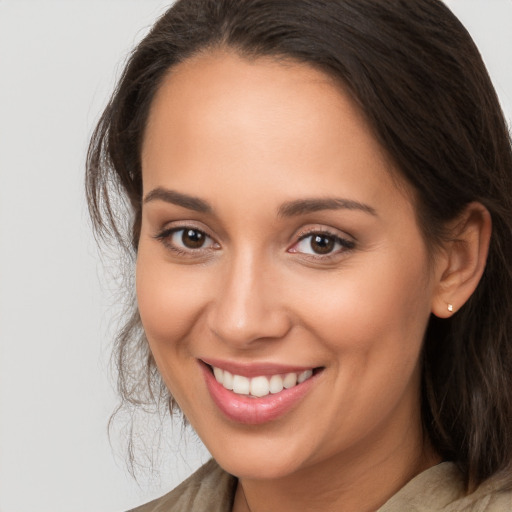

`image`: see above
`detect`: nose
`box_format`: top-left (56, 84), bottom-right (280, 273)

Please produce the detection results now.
top-left (207, 249), bottom-right (292, 348)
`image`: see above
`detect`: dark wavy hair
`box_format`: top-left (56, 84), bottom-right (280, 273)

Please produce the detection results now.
top-left (86, 0), bottom-right (512, 489)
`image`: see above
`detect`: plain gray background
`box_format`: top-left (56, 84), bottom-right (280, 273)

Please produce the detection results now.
top-left (0, 1), bottom-right (511, 511)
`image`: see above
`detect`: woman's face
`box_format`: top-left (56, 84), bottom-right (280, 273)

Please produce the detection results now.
top-left (137, 52), bottom-right (441, 480)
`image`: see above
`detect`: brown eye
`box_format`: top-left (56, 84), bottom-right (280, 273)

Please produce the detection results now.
top-left (156, 227), bottom-right (218, 254)
top-left (182, 229), bottom-right (206, 249)
top-left (310, 234), bottom-right (335, 254)
top-left (290, 231), bottom-right (355, 257)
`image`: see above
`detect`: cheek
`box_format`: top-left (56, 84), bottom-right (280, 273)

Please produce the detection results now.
top-left (296, 252), bottom-right (431, 442)
top-left (135, 251), bottom-right (207, 357)
top-left (296, 247), bottom-right (433, 360)
top-left (135, 251), bottom-right (214, 413)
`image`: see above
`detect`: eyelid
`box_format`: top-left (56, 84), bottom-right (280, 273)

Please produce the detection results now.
top-left (154, 219), bottom-right (215, 239)
top-left (294, 224), bottom-right (356, 242)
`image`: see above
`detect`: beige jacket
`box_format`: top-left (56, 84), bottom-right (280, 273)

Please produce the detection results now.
top-left (129, 459), bottom-right (512, 511)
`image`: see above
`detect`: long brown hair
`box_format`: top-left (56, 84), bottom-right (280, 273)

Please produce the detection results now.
top-left (86, 0), bottom-right (512, 489)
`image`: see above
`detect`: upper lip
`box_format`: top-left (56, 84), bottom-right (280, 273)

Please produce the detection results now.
top-left (200, 358), bottom-right (319, 378)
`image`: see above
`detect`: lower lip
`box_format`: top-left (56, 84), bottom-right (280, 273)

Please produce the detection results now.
top-left (201, 363), bottom-right (320, 425)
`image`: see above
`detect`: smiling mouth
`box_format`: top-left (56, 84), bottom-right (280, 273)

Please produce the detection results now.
top-left (207, 364), bottom-right (321, 398)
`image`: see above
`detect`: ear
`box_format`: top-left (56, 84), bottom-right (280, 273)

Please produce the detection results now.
top-left (431, 202), bottom-right (492, 318)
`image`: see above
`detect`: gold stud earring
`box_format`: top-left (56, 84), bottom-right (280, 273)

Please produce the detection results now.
top-left (447, 304), bottom-right (454, 312)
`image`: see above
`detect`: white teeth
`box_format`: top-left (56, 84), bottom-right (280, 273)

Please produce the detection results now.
top-left (269, 374), bottom-right (284, 394)
top-left (283, 372), bottom-right (298, 389)
top-left (213, 367), bottom-right (223, 382)
top-left (212, 366), bottom-right (314, 397)
top-left (298, 369), bottom-right (313, 383)
top-left (250, 376), bottom-right (270, 397)
top-left (233, 375), bottom-right (250, 395)
top-left (223, 370), bottom-right (234, 390)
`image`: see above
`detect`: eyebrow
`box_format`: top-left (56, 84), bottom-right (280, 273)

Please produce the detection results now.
top-left (278, 197), bottom-right (377, 217)
top-left (143, 187), bottom-right (377, 218)
top-left (143, 187), bottom-right (213, 213)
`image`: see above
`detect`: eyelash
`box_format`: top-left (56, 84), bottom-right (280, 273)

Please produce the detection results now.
top-left (154, 226), bottom-right (219, 257)
top-left (154, 226), bottom-right (355, 259)
top-left (289, 229), bottom-right (355, 259)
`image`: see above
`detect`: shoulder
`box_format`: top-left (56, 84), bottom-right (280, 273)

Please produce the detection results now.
top-left (128, 459), bottom-right (237, 512)
top-left (379, 462), bottom-right (512, 512)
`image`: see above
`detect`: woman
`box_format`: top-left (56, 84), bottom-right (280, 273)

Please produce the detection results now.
top-left (86, 0), bottom-right (512, 510)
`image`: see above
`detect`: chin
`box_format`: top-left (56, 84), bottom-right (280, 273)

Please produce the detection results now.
top-left (201, 428), bottom-right (316, 480)
top-left (214, 451), bottom-right (306, 481)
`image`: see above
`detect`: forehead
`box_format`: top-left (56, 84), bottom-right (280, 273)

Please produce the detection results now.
top-left (141, 50), bottom-right (409, 213)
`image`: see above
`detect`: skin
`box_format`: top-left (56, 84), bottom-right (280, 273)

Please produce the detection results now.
top-left (136, 51), bottom-right (479, 511)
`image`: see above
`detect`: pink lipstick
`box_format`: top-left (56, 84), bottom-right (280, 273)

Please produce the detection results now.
top-left (200, 360), bottom-right (322, 425)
